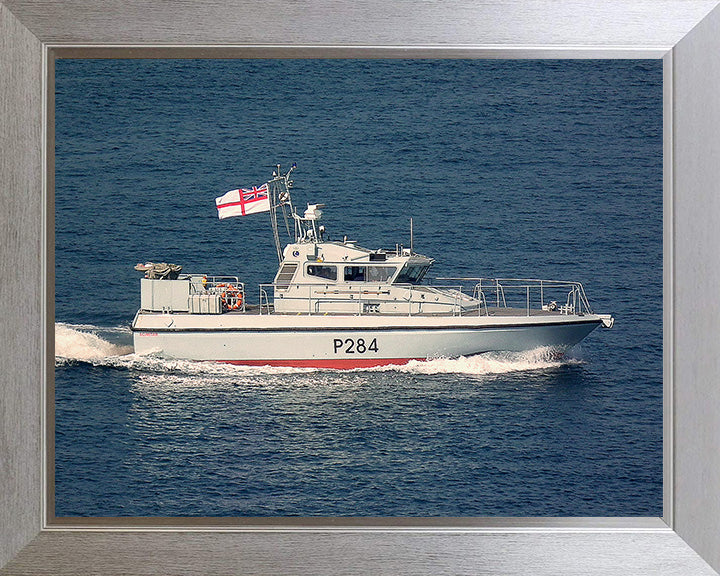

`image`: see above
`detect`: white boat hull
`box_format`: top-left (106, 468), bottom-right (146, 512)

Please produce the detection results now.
top-left (132, 312), bottom-right (603, 368)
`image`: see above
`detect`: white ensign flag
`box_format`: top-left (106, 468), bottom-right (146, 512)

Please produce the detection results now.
top-left (216, 183), bottom-right (271, 219)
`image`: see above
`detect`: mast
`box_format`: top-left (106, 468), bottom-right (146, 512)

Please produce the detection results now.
top-left (265, 162), bottom-right (326, 258)
top-left (266, 163), bottom-right (296, 263)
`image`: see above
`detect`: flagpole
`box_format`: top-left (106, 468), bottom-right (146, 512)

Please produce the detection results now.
top-left (268, 167), bottom-right (283, 264)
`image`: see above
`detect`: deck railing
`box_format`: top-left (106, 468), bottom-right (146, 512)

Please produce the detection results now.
top-left (256, 278), bottom-right (593, 317)
top-left (258, 282), bottom-right (470, 316)
top-left (436, 277), bottom-right (594, 317)
top-left (187, 275), bottom-right (246, 312)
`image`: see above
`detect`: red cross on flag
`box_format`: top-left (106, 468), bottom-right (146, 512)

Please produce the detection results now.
top-left (216, 183), bottom-right (271, 219)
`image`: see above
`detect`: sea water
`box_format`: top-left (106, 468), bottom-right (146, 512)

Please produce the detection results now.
top-left (54, 59), bottom-right (662, 517)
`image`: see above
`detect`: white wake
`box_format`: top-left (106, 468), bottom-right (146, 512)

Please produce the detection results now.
top-left (385, 347), bottom-right (579, 376)
top-left (55, 323), bottom-right (133, 364)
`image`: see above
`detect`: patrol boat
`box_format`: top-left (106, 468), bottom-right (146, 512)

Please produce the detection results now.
top-left (132, 164), bottom-right (614, 368)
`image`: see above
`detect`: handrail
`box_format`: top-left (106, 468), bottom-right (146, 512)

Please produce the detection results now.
top-left (437, 277), bottom-right (594, 316)
top-left (259, 287), bottom-right (270, 315)
top-left (189, 275), bottom-right (246, 312)
top-left (259, 282), bottom-right (467, 292)
top-left (255, 277), bottom-right (594, 317)
top-left (189, 277), bottom-right (243, 294)
top-left (259, 282), bottom-right (473, 316)
top-left (470, 279), bottom-right (593, 316)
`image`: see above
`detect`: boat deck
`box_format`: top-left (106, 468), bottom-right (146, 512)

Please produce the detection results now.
top-left (225, 305), bottom-right (574, 318)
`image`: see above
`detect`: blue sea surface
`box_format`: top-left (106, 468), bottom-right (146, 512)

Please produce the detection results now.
top-left (54, 59), bottom-right (662, 517)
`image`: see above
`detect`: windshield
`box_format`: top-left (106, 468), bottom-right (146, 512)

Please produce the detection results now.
top-left (394, 264), bottom-right (428, 285)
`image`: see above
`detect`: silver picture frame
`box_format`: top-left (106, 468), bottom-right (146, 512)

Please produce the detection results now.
top-left (2, 1), bottom-right (720, 574)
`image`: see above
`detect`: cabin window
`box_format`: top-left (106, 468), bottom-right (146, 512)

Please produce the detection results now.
top-left (394, 264), bottom-right (428, 284)
top-left (306, 264), bottom-right (337, 281)
top-left (366, 266), bottom-right (397, 282)
top-left (344, 266), bottom-right (366, 282)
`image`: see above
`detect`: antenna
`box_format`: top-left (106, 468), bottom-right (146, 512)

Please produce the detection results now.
top-left (410, 217), bottom-right (414, 254)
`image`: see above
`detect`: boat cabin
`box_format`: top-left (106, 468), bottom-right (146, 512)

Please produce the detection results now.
top-left (269, 239), bottom-right (477, 315)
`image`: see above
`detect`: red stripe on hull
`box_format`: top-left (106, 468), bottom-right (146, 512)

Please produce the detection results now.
top-left (219, 357), bottom-right (423, 369)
